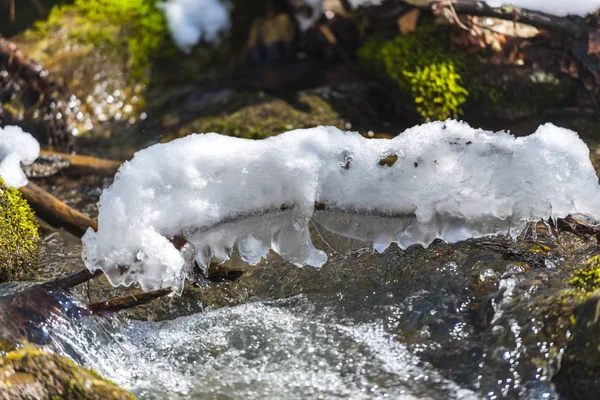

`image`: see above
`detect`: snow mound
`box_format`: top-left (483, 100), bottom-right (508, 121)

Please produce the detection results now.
top-left (158, 0), bottom-right (230, 52)
top-left (0, 125), bottom-right (40, 188)
top-left (82, 121), bottom-right (600, 292)
top-left (484, 0), bottom-right (600, 16)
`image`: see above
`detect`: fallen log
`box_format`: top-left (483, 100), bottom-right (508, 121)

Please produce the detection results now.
top-left (19, 181), bottom-right (97, 237)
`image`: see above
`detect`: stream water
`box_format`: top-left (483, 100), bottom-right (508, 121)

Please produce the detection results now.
top-left (18, 213), bottom-right (597, 399)
top-left (2, 99), bottom-right (599, 399)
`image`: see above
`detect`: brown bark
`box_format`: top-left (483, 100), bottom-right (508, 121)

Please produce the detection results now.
top-left (19, 181), bottom-right (97, 237)
top-left (40, 269), bottom-right (103, 291)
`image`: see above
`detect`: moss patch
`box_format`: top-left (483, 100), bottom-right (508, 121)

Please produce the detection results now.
top-left (0, 346), bottom-right (135, 400)
top-left (358, 27), bottom-right (469, 121)
top-left (0, 177), bottom-right (40, 283)
top-left (163, 92), bottom-right (346, 142)
top-left (570, 255), bottom-right (600, 295)
top-left (33, 0), bottom-right (171, 81)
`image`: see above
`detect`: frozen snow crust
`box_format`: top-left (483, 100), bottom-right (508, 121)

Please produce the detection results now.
top-left (82, 121), bottom-right (600, 292)
top-left (0, 125), bottom-right (40, 188)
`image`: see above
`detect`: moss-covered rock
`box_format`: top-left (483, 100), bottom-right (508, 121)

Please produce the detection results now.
top-left (0, 346), bottom-right (135, 400)
top-left (33, 0), bottom-right (170, 82)
top-left (162, 91), bottom-right (347, 142)
top-left (358, 27), bottom-right (469, 121)
top-left (553, 289), bottom-right (600, 400)
top-left (0, 177), bottom-right (39, 283)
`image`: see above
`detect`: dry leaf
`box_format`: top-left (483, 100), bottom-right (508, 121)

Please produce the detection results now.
top-left (397, 9), bottom-right (420, 35)
top-left (589, 30), bottom-right (600, 56)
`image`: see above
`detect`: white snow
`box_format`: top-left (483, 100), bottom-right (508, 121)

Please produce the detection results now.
top-left (82, 121), bottom-right (600, 292)
top-left (483, 0), bottom-right (600, 16)
top-left (347, 0), bottom-right (383, 9)
top-left (295, 0), bottom-right (324, 31)
top-left (0, 125), bottom-right (40, 188)
top-left (158, 0), bottom-right (230, 52)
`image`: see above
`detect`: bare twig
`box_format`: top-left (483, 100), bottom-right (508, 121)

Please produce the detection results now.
top-left (40, 269), bottom-right (103, 291)
top-left (87, 288), bottom-right (173, 314)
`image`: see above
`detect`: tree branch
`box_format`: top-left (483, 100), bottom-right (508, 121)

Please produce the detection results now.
top-left (87, 288), bottom-right (173, 314)
top-left (389, 0), bottom-right (590, 38)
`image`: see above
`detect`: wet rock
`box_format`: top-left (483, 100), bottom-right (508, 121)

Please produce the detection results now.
top-left (474, 66), bottom-right (574, 121)
top-left (161, 91), bottom-right (347, 142)
top-left (554, 291), bottom-right (600, 399)
top-left (23, 154), bottom-right (71, 178)
top-left (0, 346), bottom-right (134, 400)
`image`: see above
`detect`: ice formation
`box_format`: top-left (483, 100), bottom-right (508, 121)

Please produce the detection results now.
top-left (82, 121), bottom-right (600, 292)
top-left (484, 0), bottom-right (600, 16)
top-left (0, 125), bottom-right (40, 188)
top-left (158, 0), bottom-right (230, 52)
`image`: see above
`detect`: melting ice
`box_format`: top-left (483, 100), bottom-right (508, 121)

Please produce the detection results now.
top-left (82, 121), bottom-right (600, 292)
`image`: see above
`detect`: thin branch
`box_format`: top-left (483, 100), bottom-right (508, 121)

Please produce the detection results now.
top-left (387, 0), bottom-right (590, 38)
top-left (447, 1), bottom-right (589, 38)
top-left (40, 269), bottom-right (103, 291)
top-left (87, 288), bottom-right (173, 314)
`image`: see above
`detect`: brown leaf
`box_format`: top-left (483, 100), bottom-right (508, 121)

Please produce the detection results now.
top-left (589, 30), bottom-right (600, 56)
top-left (397, 8), bottom-right (420, 35)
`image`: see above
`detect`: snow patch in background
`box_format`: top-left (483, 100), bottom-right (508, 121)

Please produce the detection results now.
top-left (158, 0), bottom-right (230, 52)
top-left (0, 125), bottom-right (40, 188)
top-left (347, 0), bottom-right (383, 9)
top-left (295, 0), bottom-right (324, 31)
top-left (484, 0), bottom-right (600, 16)
top-left (82, 121), bottom-right (600, 292)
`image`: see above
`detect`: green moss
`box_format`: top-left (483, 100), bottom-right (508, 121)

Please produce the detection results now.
top-left (570, 255), bottom-right (600, 294)
top-left (358, 27), bottom-right (469, 121)
top-left (34, 0), bottom-right (172, 81)
top-left (0, 346), bottom-right (136, 399)
top-left (163, 92), bottom-right (346, 142)
top-left (0, 177), bottom-right (40, 283)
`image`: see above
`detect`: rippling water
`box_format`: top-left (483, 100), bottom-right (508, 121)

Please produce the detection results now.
top-left (33, 226), bottom-right (578, 400)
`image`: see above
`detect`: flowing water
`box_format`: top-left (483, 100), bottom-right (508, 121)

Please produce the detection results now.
top-left (2, 97), bottom-right (599, 399)
top-left (13, 212), bottom-right (595, 399)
